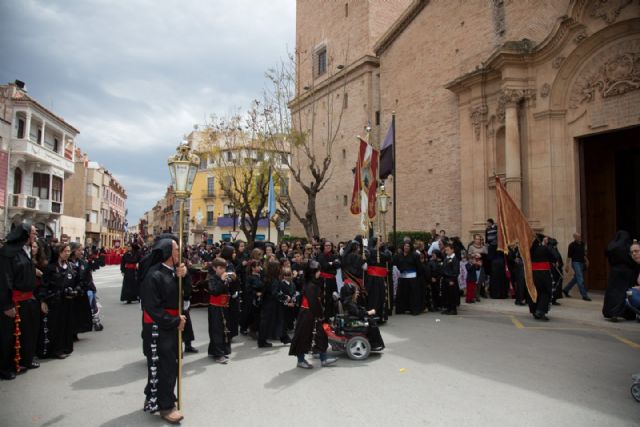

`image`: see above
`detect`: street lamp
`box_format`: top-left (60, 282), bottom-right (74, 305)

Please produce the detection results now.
top-left (167, 142), bottom-right (199, 411)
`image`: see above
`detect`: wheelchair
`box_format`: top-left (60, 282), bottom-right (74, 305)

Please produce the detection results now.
top-left (323, 315), bottom-right (376, 361)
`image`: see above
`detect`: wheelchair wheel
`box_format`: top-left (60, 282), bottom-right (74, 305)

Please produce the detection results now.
top-left (632, 383), bottom-right (640, 402)
top-left (346, 336), bottom-right (370, 360)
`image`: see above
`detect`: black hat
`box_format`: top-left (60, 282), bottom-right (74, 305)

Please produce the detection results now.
top-left (5, 222), bottom-right (32, 245)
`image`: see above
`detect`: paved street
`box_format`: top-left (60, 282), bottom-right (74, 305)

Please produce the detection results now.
top-left (1, 265), bottom-right (639, 426)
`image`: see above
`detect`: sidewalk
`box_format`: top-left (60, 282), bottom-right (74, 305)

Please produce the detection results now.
top-left (463, 290), bottom-right (639, 333)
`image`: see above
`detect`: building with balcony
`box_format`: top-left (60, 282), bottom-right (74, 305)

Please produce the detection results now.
top-left (0, 117), bottom-right (11, 238)
top-left (102, 171), bottom-right (127, 248)
top-left (185, 127), bottom-right (290, 245)
top-left (1, 80), bottom-right (78, 239)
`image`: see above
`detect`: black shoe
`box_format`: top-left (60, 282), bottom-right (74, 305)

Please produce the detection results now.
top-left (533, 313), bottom-right (550, 321)
top-left (0, 370), bottom-right (16, 380)
top-left (94, 323), bottom-right (104, 331)
top-left (562, 290), bottom-right (571, 298)
top-left (582, 296), bottom-right (592, 301)
top-left (552, 301), bottom-right (561, 306)
top-left (371, 346), bottom-right (385, 352)
top-left (54, 353), bottom-right (69, 359)
top-left (258, 341), bottom-right (273, 348)
top-left (280, 336), bottom-right (291, 344)
top-left (240, 329), bottom-right (248, 336)
top-left (184, 346), bottom-right (199, 353)
top-left (20, 361), bottom-right (40, 370)
top-left (605, 316), bottom-right (619, 323)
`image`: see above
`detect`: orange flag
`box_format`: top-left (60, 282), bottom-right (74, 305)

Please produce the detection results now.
top-left (495, 176), bottom-right (537, 302)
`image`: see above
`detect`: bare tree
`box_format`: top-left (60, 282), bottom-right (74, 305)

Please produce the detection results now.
top-left (204, 113), bottom-right (278, 244)
top-left (262, 51), bottom-right (347, 240)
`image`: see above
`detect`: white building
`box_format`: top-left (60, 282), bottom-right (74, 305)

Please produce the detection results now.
top-left (1, 80), bottom-right (79, 239)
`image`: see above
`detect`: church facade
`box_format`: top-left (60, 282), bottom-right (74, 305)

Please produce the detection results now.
top-left (291, 0), bottom-right (640, 289)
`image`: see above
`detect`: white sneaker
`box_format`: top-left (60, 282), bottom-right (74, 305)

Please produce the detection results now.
top-left (321, 357), bottom-right (337, 367)
top-left (297, 360), bottom-right (313, 369)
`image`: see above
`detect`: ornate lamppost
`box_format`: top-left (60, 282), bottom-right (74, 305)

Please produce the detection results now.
top-left (167, 142), bottom-right (199, 411)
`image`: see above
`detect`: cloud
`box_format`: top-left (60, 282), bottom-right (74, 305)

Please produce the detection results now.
top-left (0, 0), bottom-right (295, 222)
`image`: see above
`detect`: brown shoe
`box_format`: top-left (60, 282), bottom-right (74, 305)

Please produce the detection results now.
top-left (160, 408), bottom-right (184, 424)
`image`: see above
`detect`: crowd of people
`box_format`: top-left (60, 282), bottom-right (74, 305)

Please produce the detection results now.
top-left (0, 224), bottom-right (104, 381)
top-left (2, 220), bottom-right (639, 423)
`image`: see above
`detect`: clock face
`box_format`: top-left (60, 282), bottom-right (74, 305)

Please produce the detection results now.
top-left (196, 210), bottom-right (203, 225)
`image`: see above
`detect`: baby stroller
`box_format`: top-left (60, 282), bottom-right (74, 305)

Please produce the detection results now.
top-left (323, 315), bottom-right (376, 361)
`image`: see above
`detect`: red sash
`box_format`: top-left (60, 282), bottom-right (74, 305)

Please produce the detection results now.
top-left (531, 262), bottom-right (551, 271)
top-left (143, 308), bottom-right (179, 324)
top-left (124, 263), bottom-right (137, 270)
top-left (319, 271), bottom-right (335, 279)
top-left (300, 296), bottom-right (309, 309)
top-left (209, 294), bottom-right (230, 307)
top-left (12, 290), bottom-right (34, 303)
top-left (367, 266), bottom-right (388, 277)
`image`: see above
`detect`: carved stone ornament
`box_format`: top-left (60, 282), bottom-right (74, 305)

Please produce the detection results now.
top-left (590, 0), bottom-right (632, 24)
top-left (552, 56), bottom-right (566, 69)
top-left (495, 89), bottom-right (536, 122)
top-left (574, 30), bottom-right (588, 44)
top-left (569, 39), bottom-right (640, 109)
top-left (540, 83), bottom-right (551, 98)
top-left (469, 104), bottom-right (488, 140)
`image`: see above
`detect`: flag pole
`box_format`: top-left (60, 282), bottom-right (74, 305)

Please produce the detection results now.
top-left (392, 111), bottom-right (397, 248)
top-left (267, 166), bottom-right (272, 243)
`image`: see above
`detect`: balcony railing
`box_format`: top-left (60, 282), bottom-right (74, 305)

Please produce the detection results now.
top-left (11, 138), bottom-right (74, 174)
top-left (10, 193), bottom-right (39, 210)
top-left (8, 194), bottom-right (64, 215)
top-left (201, 190), bottom-right (216, 199)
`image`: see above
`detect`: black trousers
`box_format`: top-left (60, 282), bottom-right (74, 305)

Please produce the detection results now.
top-left (430, 278), bottom-right (443, 309)
top-left (528, 271), bottom-right (552, 315)
top-left (143, 324), bottom-right (177, 411)
top-left (207, 306), bottom-right (231, 357)
top-left (0, 312), bottom-right (15, 373)
top-left (445, 279), bottom-right (459, 311)
top-left (396, 277), bottom-right (423, 315)
top-left (18, 299), bottom-right (40, 366)
top-left (50, 297), bottom-right (74, 355)
top-left (183, 309), bottom-right (195, 344)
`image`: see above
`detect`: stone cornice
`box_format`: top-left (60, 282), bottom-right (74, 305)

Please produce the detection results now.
top-left (288, 55), bottom-right (379, 112)
top-left (373, 0), bottom-right (430, 56)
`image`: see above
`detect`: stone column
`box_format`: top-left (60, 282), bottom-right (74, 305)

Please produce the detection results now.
top-left (501, 89), bottom-right (523, 207)
top-left (25, 111), bottom-right (32, 140)
top-left (40, 121), bottom-right (46, 145)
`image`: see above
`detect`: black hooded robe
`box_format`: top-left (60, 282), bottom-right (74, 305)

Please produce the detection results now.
top-left (602, 231), bottom-right (635, 319)
top-left (289, 280), bottom-right (328, 357)
top-left (207, 273), bottom-right (231, 357)
top-left (120, 251), bottom-right (141, 302)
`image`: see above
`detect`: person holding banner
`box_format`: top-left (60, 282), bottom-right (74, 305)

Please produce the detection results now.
top-left (527, 235), bottom-right (557, 321)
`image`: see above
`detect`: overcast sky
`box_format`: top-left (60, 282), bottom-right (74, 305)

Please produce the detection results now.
top-left (0, 0), bottom-right (295, 223)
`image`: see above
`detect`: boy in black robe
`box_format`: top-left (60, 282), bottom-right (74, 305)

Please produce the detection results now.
top-left (442, 243), bottom-right (461, 315)
top-left (207, 258), bottom-right (231, 363)
top-left (528, 235), bottom-right (556, 321)
top-left (141, 239), bottom-right (186, 424)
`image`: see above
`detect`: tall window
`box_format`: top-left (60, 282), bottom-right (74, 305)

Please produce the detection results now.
top-left (32, 173), bottom-right (50, 199)
top-left (207, 176), bottom-right (215, 195)
top-left (13, 168), bottom-right (22, 194)
top-left (199, 155), bottom-right (207, 170)
top-left (52, 176), bottom-right (63, 202)
top-left (17, 119), bottom-right (25, 139)
top-left (206, 205), bottom-right (214, 226)
top-left (315, 46), bottom-right (327, 77)
top-left (280, 177), bottom-right (288, 196)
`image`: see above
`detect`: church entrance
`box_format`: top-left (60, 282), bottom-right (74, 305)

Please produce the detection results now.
top-left (580, 125), bottom-right (640, 290)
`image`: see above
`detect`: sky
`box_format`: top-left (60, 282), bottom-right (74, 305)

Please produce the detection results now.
top-left (0, 0), bottom-right (295, 223)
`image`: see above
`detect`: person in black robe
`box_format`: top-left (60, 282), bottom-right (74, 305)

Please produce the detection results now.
top-left (120, 244), bottom-right (141, 303)
top-left (341, 239), bottom-right (367, 307)
top-left (393, 241), bottom-right (424, 315)
top-left (141, 238), bottom-right (186, 423)
top-left (489, 251), bottom-right (509, 299)
top-left (41, 243), bottom-right (77, 358)
top-left (181, 264), bottom-right (197, 354)
top-left (317, 241), bottom-right (339, 320)
top-left (220, 245), bottom-right (239, 339)
top-left (0, 223), bottom-right (39, 380)
top-left (69, 243), bottom-right (94, 335)
top-left (548, 238), bottom-right (564, 305)
top-left (234, 241), bottom-right (250, 335)
top-left (340, 280), bottom-right (385, 350)
top-left (507, 246), bottom-right (527, 306)
top-left (289, 260), bottom-right (336, 369)
top-left (527, 234), bottom-right (556, 321)
top-left (442, 243), bottom-right (461, 315)
top-left (256, 260), bottom-right (278, 348)
top-left (365, 237), bottom-right (391, 322)
top-left (279, 267), bottom-right (298, 334)
top-left (602, 230), bottom-right (635, 321)
top-left (425, 250), bottom-right (444, 311)
top-left (263, 260), bottom-right (289, 344)
top-left (207, 258), bottom-right (231, 363)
